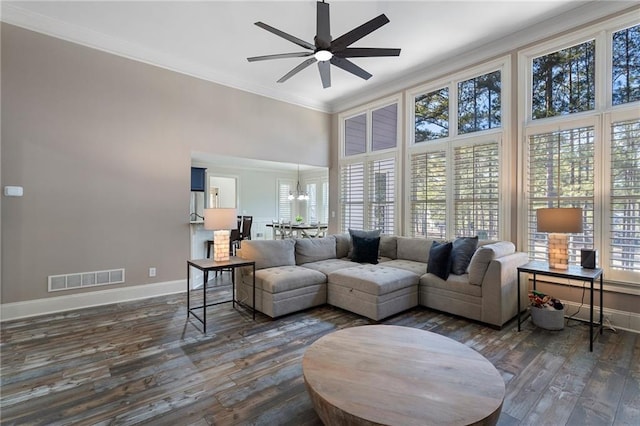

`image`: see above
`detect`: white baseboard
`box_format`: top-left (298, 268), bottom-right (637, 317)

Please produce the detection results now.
top-left (0, 280), bottom-right (186, 322)
top-left (562, 300), bottom-right (640, 334)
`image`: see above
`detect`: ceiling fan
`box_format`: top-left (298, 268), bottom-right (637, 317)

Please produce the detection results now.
top-left (247, 0), bottom-right (401, 88)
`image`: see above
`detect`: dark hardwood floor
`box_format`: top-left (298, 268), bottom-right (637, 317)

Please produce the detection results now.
top-left (1, 275), bottom-right (639, 426)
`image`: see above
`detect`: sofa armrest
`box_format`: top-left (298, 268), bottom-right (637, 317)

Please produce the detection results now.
top-left (480, 252), bottom-right (530, 327)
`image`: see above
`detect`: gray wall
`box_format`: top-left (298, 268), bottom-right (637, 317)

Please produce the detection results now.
top-left (1, 24), bottom-right (330, 304)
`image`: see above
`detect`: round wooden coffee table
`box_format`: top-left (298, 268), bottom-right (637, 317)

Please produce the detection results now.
top-left (302, 325), bottom-right (505, 426)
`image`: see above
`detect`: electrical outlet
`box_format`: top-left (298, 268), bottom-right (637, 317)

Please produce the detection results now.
top-left (149, 267), bottom-right (156, 277)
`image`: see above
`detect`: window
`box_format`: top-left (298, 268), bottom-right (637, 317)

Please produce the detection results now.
top-left (410, 151), bottom-right (447, 238)
top-left (609, 119), bottom-right (640, 274)
top-left (458, 71), bottom-right (501, 133)
top-left (612, 24), bottom-right (640, 106)
top-left (339, 99), bottom-right (399, 233)
top-left (531, 40), bottom-right (595, 119)
top-left (526, 127), bottom-right (595, 264)
top-left (340, 162), bottom-right (364, 231)
top-left (454, 142), bottom-right (500, 239)
top-left (345, 113), bottom-right (367, 156)
top-left (306, 183), bottom-right (318, 223)
top-left (368, 158), bottom-right (395, 234)
top-left (277, 180), bottom-right (292, 221)
top-left (415, 88), bottom-right (449, 142)
top-left (372, 104), bottom-right (398, 151)
top-left (521, 14), bottom-right (640, 283)
top-left (409, 60), bottom-right (508, 240)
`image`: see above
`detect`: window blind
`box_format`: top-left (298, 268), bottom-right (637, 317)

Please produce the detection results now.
top-left (306, 183), bottom-right (318, 223)
top-left (372, 104), bottom-right (398, 151)
top-left (454, 142), bottom-right (499, 239)
top-left (278, 182), bottom-right (292, 221)
top-left (345, 114), bottom-right (367, 156)
top-left (368, 158), bottom-right (395, 234)
top-left (410, 150), bottom-right (447, 238)
top-left (610, 119), bottom-right (640, 273)
top-left (340, 162), bottom-right (364, 232)
top-left (527, 126), bottom-right (595, 264)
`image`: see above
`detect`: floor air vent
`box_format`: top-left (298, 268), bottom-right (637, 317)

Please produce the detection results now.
top-left (48, 269), bottom-right (125, 292)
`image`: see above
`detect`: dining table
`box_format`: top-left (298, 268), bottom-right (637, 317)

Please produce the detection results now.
top-left (266, 223), bottom-right (328, 239)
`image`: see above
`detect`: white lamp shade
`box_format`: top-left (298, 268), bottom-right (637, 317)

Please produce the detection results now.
top-left (536, 208), bottom-right (583, 234)
top-left (204, 208), bottom-right (237, 231)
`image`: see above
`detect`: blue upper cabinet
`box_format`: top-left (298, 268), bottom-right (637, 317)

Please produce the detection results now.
top-left (191, 167), bottom-right (206, 192)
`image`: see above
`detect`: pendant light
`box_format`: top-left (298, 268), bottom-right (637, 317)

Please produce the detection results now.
top-left (288, 164), bottom-right (309, 201)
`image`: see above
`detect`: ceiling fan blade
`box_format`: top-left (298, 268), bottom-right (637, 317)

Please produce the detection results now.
top-left (334, 48), bottom-right (401, 58)
top-left (277, 58), bottom-right (318, 83)
top-left (316, 1), bottom-right (331, 49)
top-left (254, 22), bottom-right (315, 51)
top-left (318, 60), bottom-right (331, 88)
top-left (331, 14), bottom-right (390, 51)
top-left (330, 56), bottom-right (372, 80)
top-left (247, 52), bottom-right (314, 62)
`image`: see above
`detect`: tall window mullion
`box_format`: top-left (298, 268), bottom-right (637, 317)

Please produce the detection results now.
top-left (609, 119), bottom-right (640, 274)
top-left (410, 151), bottom-right (447, 238)
top-left (454, 142), bottom-right (500, 239)
top-left (368, 158), bottom-right (396, 234)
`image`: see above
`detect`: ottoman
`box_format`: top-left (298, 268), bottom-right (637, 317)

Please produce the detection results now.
top-left (238, 265), bottom-right (327, 318)
top-left (327, 264), bottom-right (419, 321)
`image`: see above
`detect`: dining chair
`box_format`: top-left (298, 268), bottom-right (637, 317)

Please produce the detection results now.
top-left (302, 224), bottom-right (325, 238)
top-left (241, 216), bottom-right (253, 240)
top-left (271, 220), bottom-right (282, 239)
top-left (280, 221), bottom-right (293, 239)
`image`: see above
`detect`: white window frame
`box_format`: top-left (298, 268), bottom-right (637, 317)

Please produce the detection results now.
top-left (518, 10), bottom-right (640, 285)
top-left (405, 56), bottom-right (511, 240)
top-left (338, 95), bottom-right (402, 233)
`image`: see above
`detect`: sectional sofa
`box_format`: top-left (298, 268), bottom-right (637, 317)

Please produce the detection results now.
top-left (235, 234), bottom-right (529, 327)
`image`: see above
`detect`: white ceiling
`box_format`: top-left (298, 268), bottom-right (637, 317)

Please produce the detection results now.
top-left (2, 1), bottom-right (634, 112)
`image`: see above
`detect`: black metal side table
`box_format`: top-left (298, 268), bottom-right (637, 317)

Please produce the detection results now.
top-left (187, 256), bottom-right (256, 332)
top-left (517, 260), bottom-right (603, 352)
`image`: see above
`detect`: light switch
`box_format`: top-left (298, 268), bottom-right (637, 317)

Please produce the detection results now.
top-left (4, 186), bottom-right (23, 197)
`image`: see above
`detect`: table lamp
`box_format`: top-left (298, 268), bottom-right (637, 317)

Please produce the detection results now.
top-left (536, 207), bottom-right (583, 270)
top-left (204, 208), bottom-right (237, 262)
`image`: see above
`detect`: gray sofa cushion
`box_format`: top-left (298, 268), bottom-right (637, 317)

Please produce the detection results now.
top-left (295, 236), bottom-right (337, 265)
top-left (238, 239), bottom-right (295, 270)
top-left (396, 237), bottom-right (434, 263)
top-left (468, 241), bottom-right (516, 285)
top-left (379, 235), bottom-right (397, 259)
top-left (334, 233), bottom-right (351, 258)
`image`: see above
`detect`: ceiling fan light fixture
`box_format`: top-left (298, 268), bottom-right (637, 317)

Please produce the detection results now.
top-left (314, 50), bottom-right (333, 61)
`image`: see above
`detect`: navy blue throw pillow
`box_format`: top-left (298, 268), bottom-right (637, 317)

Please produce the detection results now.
top-left (427, 241), bottom-right (453, 280)
top-left (351, 235), bottom-right (380, 264)
top-left (450, 236), bottom-right (479, 275)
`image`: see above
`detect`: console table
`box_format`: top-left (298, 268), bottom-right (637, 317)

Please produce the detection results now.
top-left (187, 257), bottom-right (256, 332)
top-left (517, 260), bottom-right (603, 351)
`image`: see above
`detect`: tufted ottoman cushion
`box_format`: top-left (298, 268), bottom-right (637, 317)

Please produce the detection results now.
top-left (327, 265), bottom-right (419, 321)
top-left (238, 265), bottom-right (327, 318)
top-left (254, 265), bottom-right (327, 293)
